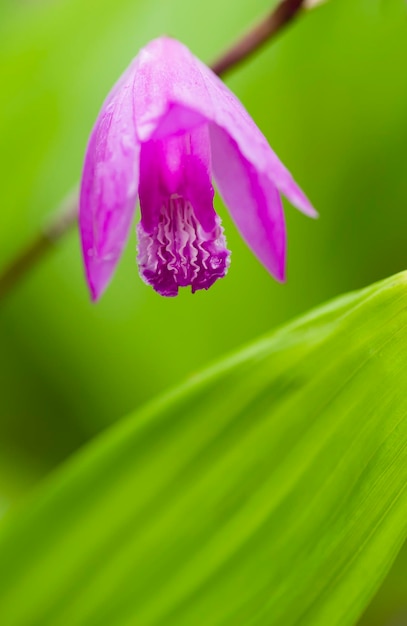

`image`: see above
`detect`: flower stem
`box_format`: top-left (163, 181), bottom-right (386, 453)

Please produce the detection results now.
top-left (0, 0), bottom-right (316, 301)
top-left (211, 0), bottom-right (308, 76)
top-left (0, 191), bottom-right (78, 300)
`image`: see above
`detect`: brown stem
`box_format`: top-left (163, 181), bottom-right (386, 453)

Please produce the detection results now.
top-left (211, 0), bottom-right (307, 76)
top-left (0, 0), bottom-right (314, 302)
top-left (0, 191), bottom-right (78, 300)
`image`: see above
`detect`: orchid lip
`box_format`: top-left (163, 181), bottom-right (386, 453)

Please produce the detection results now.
top-left (137, 192), bottom-right (231, 297)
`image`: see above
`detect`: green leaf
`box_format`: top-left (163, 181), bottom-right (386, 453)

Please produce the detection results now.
top-left (0, 272), bottom-right (406, 626)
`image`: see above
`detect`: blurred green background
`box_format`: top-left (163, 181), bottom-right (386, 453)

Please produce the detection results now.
top-left (0, 0), bottom-right (406, 623)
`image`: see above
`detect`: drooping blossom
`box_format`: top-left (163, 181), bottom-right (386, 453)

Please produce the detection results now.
top-left (79, 37), bottom-right (316, 300)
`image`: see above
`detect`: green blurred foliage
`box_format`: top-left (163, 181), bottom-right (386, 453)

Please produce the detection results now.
top-left (0, 271), bottom-right (406, 626)
top-left (0, 0), bottom-right (406, 622)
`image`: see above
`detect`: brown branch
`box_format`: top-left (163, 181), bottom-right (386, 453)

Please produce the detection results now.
top-left (211, 0), bottom-right (307, 76)
top-left (0, 190), bottom-right (78, 301)
top-left (0, 0), bottom-right (316, 302)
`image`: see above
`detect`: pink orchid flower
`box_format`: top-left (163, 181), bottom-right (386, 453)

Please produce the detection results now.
top-left (79, 37), bottom-right (316, 300)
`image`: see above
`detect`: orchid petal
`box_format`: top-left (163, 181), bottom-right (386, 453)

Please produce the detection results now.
top-left (132, 38), bottom-right (317, 218)
top-left (79, 66), bottom-right (140, 301)
top-left (139, 125), bottom-right (217, 233)
top-left (210, 126), bottom-right (286, 281)
top-left (131, 41), bottom-right (210, 143)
